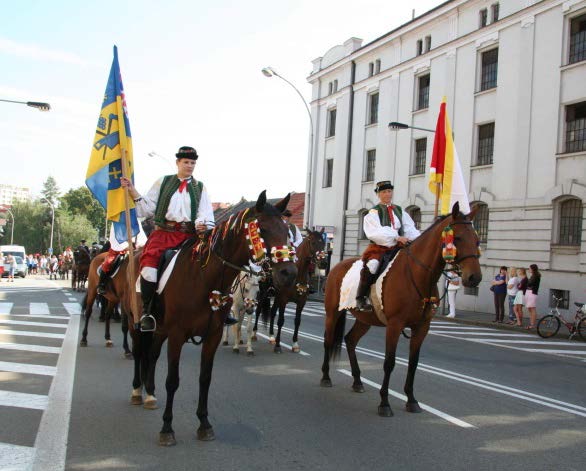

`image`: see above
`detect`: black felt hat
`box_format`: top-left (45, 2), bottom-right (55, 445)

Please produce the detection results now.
top-left (175, 146), bottom-right (198, 160)
top-left (282, 209), bottom-right (292, 217)
top-left (375, 180), bottom-right (394, 193)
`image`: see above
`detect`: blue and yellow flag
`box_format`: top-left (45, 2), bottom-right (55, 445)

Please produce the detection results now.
top-left (86, 46), bottom-right (139, 243)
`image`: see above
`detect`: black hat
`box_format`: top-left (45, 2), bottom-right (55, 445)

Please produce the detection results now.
top-left (80, 239), bottom-right (86, 243)
top-left (375, 181), bottom-right (394, 193)
top-left (175, 146), bottom-right (198, 160)
top-left (282, 209), bottom-right (292, 217)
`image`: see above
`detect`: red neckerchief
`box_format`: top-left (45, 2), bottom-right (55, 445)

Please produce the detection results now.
top-left (386, 205), bottom-right (395, 229)
top-left (178, 178), bottom-right (190, 193)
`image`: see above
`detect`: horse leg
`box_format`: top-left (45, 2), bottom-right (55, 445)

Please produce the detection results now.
top-left (159, 334), bottom-right (183, 446)
top-left (246, 311), bottom-right (254, 356)
top-left (320, 309), bottom-right (346, 387)
top-left (404, 321), bottom-right (431, 413)
top-left (121, 310), bottom-right (132, 358)
top-left (130, 330), bottom-right (144, 405)
top-left (104, 302), bottom-right (113, 348)
top-left (378, 324), bottom-right (402, 417)
top-left (144, 333), bottom-right (167, 410)
top-left (273, 304), bottom-right (285, 354)
top-left (344, 320), bottom-right (371, 393)
top-left (268, 301), bottom-right (277, 344)
top-left (252, 301), bottom-right (261, 341)
top-left (221, 325), bottom-right (229, 346)
top-left (195, 332), bottom-right (222, 441)
top-left (291, 299), bottom-right (305, 353)
top-left (232, 322), bottom-right (240, 353)
top-left (80, 291), bottom-right (95, 347)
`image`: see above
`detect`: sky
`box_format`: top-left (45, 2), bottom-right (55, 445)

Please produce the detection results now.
top-left (1, 0), bottom-right (444, 204)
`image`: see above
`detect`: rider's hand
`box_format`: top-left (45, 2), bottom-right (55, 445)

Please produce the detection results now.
top-left (397, 236), bottom-right (409, 245)
top-left (196, 223), bottom-right (207, 235)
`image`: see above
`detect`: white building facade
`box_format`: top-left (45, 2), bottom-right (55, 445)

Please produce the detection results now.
top-left (0, 184), bottom-right (31, 206)
top-left (306, 0), bottom-right (586, 314)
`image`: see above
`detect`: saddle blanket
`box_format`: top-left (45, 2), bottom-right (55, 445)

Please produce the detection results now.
top-left (156, 251), bottom-right (180, 294)
top-left (338, 258), bottom-right (398, 325)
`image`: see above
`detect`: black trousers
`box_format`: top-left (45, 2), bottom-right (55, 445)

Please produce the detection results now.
top-left (493, 292), bottom-right (506, 321)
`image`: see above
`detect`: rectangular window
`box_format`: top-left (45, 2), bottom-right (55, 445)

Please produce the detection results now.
top-left (559, 199), bottom-right (583, 245)
top-left (550, 289), bottom-right (570, 310)
top-left (413, 138), bottom-right (427, 175)
top-left (565, 101), bottom-right (586, 153)
top-left (368, 92), bottom-right (379, 125)
top-left (569, 14), bottom-right (586, 64)
top-left (416, 39), bottom-right (423, 56)
top-left (425, 35), bottom-right (432, 53)
top-left (417, 74), bottom-right (430, 110)
top-left (375, 59), bottom-right (381, 74)
top-left (368, 62), bottom-right (374, 77)
top-left (328, 82), bottom-right (333, 95)
top-left (480, 48), bottom-right (498, 91)
top-left (333, 79), bottom-right (338, 92)
top-left (491, 3), bottom-right (500, 22)
top-left (323, 159), bottom-right (333, 188)
top-left (477, 122), bottom-right (495, 165)
top-left (479, 9), bottom-right (488, 28)
top-left (326, 108), bottom-right (337, 138)
top-left (364, 149), bottom-right (376, 182)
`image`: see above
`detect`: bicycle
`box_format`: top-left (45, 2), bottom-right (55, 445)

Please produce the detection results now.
top-left (536, 296), bottom-right (586, 340)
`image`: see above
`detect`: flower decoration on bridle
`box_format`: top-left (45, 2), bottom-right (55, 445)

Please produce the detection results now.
top-left (441, 225), bottom-right (457, 263)
top-left (271, 245), bottom-right (296, 263)
top-left (244, 219), bottom-right (267, 264)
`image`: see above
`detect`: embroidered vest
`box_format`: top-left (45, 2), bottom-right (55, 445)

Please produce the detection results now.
top-left (154, 175), bottom-right (203, 225)
top-left (372, 203), bottom-right (404, 239)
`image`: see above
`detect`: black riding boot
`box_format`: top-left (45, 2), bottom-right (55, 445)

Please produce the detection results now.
top-left (96, 267), bottom-right (109, 295)
top-left (139, 277), bottom-right (157, 332)
top-left (356, 266), bottom-right (375, 311)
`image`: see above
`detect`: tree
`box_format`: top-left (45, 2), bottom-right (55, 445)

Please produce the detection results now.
top-left (56, 211), bottom-right (97, 251)
top-left (60, 186), bottom-right (106, 236)
top-left (41, 176), bottom-right (60, 206)
top-left (9, 200), bottom-right (46, 252)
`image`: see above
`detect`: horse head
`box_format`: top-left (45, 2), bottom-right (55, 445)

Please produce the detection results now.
top-left (448, 202), bottom-right (482, 288)
top-left (301, 227), bottom-right (326, 262)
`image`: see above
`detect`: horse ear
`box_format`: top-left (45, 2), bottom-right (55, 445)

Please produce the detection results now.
top-left (255, 190), bottom-right (267, 212)
top-left (274, 193), bottom-right (291, 213)
top-left (467, 203), bottom-right (479, 221)
top-left (451, 201), bottom-right (460, 219)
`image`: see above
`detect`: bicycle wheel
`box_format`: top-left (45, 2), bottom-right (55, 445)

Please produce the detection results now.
top-left (578, 317), bottom-right (586, 341)
top-left (537, 315), bottom-right (560, 339)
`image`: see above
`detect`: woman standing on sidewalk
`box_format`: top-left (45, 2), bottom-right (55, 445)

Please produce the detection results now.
top-left (514, 268), bottom-right (527, 326)
top-left (446, 270), bottom-right (461, 318)
top-left (506, 267), bottom-right (518, 324)
top-left (491, 266), bottom-right (508, 323)
top-left (525, 264), bottom-right (541, 330)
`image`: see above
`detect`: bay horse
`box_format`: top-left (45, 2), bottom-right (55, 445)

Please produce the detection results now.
top-left (320, 202), bottom-right (482, 417)
top-left (59, 256), bottom-right (72, 280)
top-left (264, 228), bottom-right (326, 353)
top-left (80, 251), bottom-right (131, 356)
top-left (125, 191), bottom-right (297, 446)
top-left (71, 248), bottom-right (91, 291)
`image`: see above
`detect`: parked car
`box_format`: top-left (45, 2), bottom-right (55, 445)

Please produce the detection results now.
top-left (2, 255), bottom-right (27, 278)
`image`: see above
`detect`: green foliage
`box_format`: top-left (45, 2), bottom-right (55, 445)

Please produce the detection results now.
top-left (60, 186), bottom-right (106, 236)
top-left (41, 176), bottom-right (60, 206)
top-left (56, 211), bottom-right (97, 250)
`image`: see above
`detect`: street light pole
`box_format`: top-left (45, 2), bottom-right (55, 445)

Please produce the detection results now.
top-left (0, 206), bottom-right (15, 244)
top-left (388, 121), bottom-right (435, 133)
top-left (0, 99), bottom-right (51, 111)
top-left (262, 67), bottom-right (314, 228)
top-left (41, 198), bottom-right (55, 254)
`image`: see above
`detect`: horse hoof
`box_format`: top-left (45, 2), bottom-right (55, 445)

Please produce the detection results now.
top-left (222, 341), bottom-right (228, 346)
top-left (130, 395), bottom-right (143, 406)
top-left (159, 432), bottom-right (176, 447)
top-left (378, 405), bottom-right (394, 417)
top-left (352, 384), bottom-right (365, 393)
top-left (105, 340), bottom-right (113, 348)
top-left (143, 398), bottom-right (158, 410)
top-left (79, 340), bottom-right (87, 347)
top-left (291, 346), bottom-right (300, 353)
top-left (405, 402), bottom-right (422, 413)
top-left (197, 427), bottom-right (215, 441)
top-left (273, 346), bottom-right (282, 354)
top-left (251, 335), bottom-right (257, 342)
top-left (124, 352), bottom-right (133, 359)
top-left (239, 340), bottom-right (244, 345)
top-left (320, 378), bottom-right (332, 388)
top-left (246, 351), bottom-right (254, 357)
top-left (232, 348), bottom-right (239, 354)
top-left (269, 338), bottom-right (276, 345)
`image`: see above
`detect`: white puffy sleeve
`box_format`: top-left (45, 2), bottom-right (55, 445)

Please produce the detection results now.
top-left (134, 177), bottom-right (162, 219)
top-left (401, 210), bottom-right (421, 241)
top-left (196, 184), bottom-right (215, 229)
top-left (363, 209), bottom-right (398, 247)
top-left (293, 226), bottom-right (303, 248)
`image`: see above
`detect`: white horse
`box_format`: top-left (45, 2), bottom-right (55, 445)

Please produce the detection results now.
top-left (222, 272), bottom-right (261, 356)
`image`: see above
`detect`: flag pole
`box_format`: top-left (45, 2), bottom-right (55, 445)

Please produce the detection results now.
top-left (121, 149), bottom-right (140, 326)
top-left (434, 182), bottom-right (441, 218)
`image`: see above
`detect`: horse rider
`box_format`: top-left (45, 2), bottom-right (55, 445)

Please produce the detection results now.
top-left (281, 209), bottom-right (302, 249)
top-left (356, 180), bottom-right (421, 311)
top-left (77, 239), bottom-right (90, 256)
top-left (121, 145), bottom-right (237, 331)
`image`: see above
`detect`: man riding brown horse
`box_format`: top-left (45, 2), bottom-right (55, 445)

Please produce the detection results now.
top-left (121, 145), bottom-right (237, 331)
top-left (356, 180), bottom-right (420, 311)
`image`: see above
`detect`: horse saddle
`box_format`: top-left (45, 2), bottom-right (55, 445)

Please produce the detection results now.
top-left (376, 245), bottom-right (402, 277)
top-left (156, 238), bottom-right (196, 294)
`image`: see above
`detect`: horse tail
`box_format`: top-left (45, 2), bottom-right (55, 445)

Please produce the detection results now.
top-left (328, 310), bottom-right (346, 362)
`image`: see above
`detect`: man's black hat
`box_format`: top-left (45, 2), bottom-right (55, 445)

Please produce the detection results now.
top-left (80, 239), bottom-right (86, 244)
top-left (375, 180), bottom-right (394, 193)
top-left (282, 209), bottom-right (292, 217)
top-left (176, 146), bottom-right (198, 160)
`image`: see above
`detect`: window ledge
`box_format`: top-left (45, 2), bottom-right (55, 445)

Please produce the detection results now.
top-left (470, 163), bottom-right (493, 170)
top-left (365, 123), bottom-right (378, 129)
top-left (325, 135), bottom-right (335, 141)
top-left (412, 107), bottom-right (428, 115)
top-left (550, 244), bottom-right (580, 255)
top-left (409, 173), bottom-right (425, 178)
top-left (474, 87), bottom-right (496, 97)
top-left (560, 60), bottom-right (586, 72)
top-left (362, 180), bottom-right (374, 185)
top-left (555, 150), bottom-right (586, 158)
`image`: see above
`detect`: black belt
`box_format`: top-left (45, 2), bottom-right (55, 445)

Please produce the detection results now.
top-left (156, 221), bottom-right (196, 234)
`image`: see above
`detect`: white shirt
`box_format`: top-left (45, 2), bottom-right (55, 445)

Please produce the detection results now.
top-left (363, 205), bottom-right (420, 247)
top-left (284, 220), bottom-right (303, 248)
top-left (446, 272), bottom-right (461, 291)
top-left (134, 176), bottom-right (215, 229)
top-left (507, 276), bottom-right (519, 296)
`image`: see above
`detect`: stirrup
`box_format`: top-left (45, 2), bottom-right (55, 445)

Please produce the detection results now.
top-left (97, 284), bottom-right (106, 295)
top-left (356, 297), bottom-right (373, 312)
top-left (139, 314), bottom-right (157, 332)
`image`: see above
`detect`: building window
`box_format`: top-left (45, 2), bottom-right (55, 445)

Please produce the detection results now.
top-left (473, 202), bottom-right (489, 244)
top-left (565, 101), bottom-right (586, 153)
top-left (479, 8), bottom-right (488, 28)
top-left (416, 39), bottom-right (423, 56)
top-left (425, 35), bottom-right (432, 53)
top-left (326, 108), bottom-right (336, 138)
top-left (328, 82), bottom-right (333, 95)
top-left (480, 48), bottom-right (498, 91)
top-left (491, 3), bottom-right (500, 22)
top-left (550, 289), bottom-right (570, 309)
top-left (416, 74), bottom-right (430, 110)
top-left (558, 198), bottom-right (583, 246)
top-left (364, 149), bottom-right (376, 182)
top-left (476, 122), bottom-right (495, 165)
top-left (368, 62), bottom-right (374, 77)
top-left (323, 159), bottom-right (333, 188)
top-left (569, 14), bottom-right (586, 64)
top-left (333, 79), bottom-right (338, 92)
top-left (375, 59), bottom-right (381, 74)
top-left (407, 206), bottom-right (422, 230)
top-left (413, 138), bottom-right (427, 175)
top-left (367, 92), bottom-right (379, 125)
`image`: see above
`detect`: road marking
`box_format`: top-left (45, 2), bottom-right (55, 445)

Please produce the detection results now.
top-left (522, 349), bottom-right (586, 355)
top-left (0, 361), bottom-right (57, 376)
top-left (0, 442), bottom-right (35, 470)
top-left (31, 306), bottom-right (81, 471)
top-left (0, 320), bottom-right (68, 329)
top-left (0, 303), bottom-right (14, 314)
top-left (254, 332), bottom-right (311, 356)
top-left (0, 342), bottom-right (61, 354)
top-left (430, 331), bottom-right (531, 337)
top-left (461, 339), bottom-right (580, 345)
top-left (0, 329), bottom-right (65, 339)
top-left (337, 369), bottom-right (475, 429)
top-left (30, 303), bottom-right (50, 315)
top-left (429, 326), bottom-right (496, 331)
top-left (2, 315), bottom-right (70, 320)
top-left (62, 303), bottom-right (81, 316)
top-left (0, 390), bottom-right (48, 410)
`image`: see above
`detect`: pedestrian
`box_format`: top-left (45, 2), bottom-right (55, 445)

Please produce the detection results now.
top-left (6, 253), bottom-right (16, 282)
top-left (525, 263), bottom-right (541, 330)
top-left (445, 270), bottom-right (461, 318)
top-left (506, 266), bottom-right (519, 324)
top-left (491, 266), bottom-right (508, 323)
top-left (513, 268), bottom-right (527, 326)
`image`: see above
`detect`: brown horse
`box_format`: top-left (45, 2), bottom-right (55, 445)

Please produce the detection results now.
top-left (264, 228), bottom-right (326, 353)
top-left (125, 191), bottom-right (297, 445)
top-left (71, 248), bottom-right (91, 291)
top-left (320, 202), bottom-right (482, 416)
top-left (80, 252), bottom-right (131, 356)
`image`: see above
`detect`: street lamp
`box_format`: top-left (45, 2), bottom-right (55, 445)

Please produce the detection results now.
top-left (0, 99), bottom-right (51, 111)
top-left (41, 198), bottom-right (55, 255)
top-left (0, 206), bottom-right (15, 244)
top-left (148, 151), bottom-right (175, 170)
top-left (388, 121), bottom-right (435, 133)
top-left (262, 66), bottom-right (314, 228)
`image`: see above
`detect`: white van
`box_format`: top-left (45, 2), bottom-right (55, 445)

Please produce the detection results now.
top-left (0, 245), bottom-right (27, 278)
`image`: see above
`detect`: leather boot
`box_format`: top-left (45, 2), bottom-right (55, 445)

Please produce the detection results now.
top-left (356, 266), bottom-right (375, 311)
top-left (224, 313), bottom-right (238, 326)
top-left (139, 277), bottom-right (157, 332)
top-left (97, 267), bottom-right (109, 295)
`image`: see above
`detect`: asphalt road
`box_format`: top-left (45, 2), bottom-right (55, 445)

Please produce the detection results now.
top-left (1, 276), bottom-right (585, 471)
